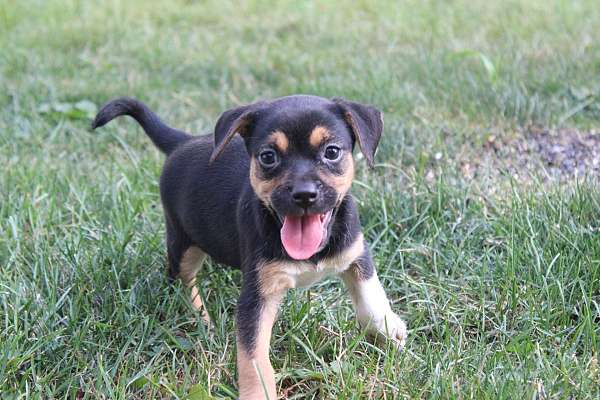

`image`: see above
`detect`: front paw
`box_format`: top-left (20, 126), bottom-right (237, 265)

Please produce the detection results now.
top-left (360, 312), bottom-right (407, 349)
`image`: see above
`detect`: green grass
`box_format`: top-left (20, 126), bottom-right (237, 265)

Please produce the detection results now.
top-left (1, 0), bottom-right (599, 398)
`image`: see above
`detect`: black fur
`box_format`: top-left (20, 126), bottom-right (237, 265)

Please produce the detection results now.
top-left (210, 100), bottom-right (268, 163)
top-left (92, 97), bottom-right (192, 154)
top-left (333, 98), bottom-right (383, 168)
top-left (92, 94), bottom-right (381, 354)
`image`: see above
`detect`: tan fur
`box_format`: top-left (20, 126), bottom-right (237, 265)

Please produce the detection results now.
top-left (342, 111), bottom-right (368, 160)
top-left (237, 295), bottom-right (282, 400)
top-left (269, 130), bottom-right (289, 153)
top-left (178, 246), bottom-right (210, 323)
top-left (309, 125), bottom-right (331, 148)
top-left (318, 233), bottom-right (364, 272)
top-left (240, 235), bottom-right (364, 398)
top-left (249, 158), bottom-right (287, 208)
top-left (318, 154), bottom-right (355, 203)
top-left (259, 261), bottom-right (298, 297)
top-left (210, 116), bottom-right (253, 163)
top-left (258, 233), bottom-right (364, 296)
top-left (343, 262), bottom-right (364, 282)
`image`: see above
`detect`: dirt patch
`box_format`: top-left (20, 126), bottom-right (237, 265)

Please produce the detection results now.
top-left (465, 127), bottom-right (600, 183)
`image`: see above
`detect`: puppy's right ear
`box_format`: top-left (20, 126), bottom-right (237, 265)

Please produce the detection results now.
top-left (209, 101), bottom-right (266, 163)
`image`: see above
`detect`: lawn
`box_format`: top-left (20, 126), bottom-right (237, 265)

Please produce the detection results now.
top-left (1, 0), bottom-right (599, 398)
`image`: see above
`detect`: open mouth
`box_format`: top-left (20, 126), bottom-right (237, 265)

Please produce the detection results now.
top-left (280, 210), bottom-right (333, 260)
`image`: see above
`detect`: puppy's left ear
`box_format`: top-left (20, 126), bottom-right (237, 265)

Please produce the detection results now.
top-left (333, 98), bottom-right (383, 168)
top-left (209, 101), bottom-right (267, 163)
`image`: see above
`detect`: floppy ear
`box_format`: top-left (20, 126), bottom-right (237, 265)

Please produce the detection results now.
top-left (333, 98), bottom-right (384, 168)
top-left (209, 101), bottom-right (266, 163)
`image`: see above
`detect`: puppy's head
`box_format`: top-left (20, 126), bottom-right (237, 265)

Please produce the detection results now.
top-left (210, 95), bottom-right (383, 260)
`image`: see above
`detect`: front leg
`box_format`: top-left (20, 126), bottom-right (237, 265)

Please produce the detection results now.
top-left (341, 249), bottom-right (407, 348)
top-left (237, 263), bottom-right (291, 400)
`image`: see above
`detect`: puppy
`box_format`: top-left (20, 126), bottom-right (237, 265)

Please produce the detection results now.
top-left (92, 95), bottom-right (407, 399)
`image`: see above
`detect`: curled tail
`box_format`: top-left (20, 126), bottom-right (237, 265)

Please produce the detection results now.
top-left (92, 97), bottom-right (192, 154)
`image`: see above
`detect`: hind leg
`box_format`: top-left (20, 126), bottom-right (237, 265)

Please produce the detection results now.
top-left (179, 246), bottom-right (210, 323)
top-left (166, 216), bottom-right (211, 324)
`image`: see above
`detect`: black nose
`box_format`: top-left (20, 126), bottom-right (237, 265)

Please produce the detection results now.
top-left (292, 182), bottom-right (318, 208)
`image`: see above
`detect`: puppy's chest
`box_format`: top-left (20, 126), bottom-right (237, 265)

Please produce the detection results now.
top-left (259, 234), bottom-right (364, 295)
top-left (289, 257), bottom-right (351, 288)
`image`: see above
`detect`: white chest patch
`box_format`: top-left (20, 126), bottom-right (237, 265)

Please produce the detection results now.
top-left (258, 234), bottom-right (365, 296)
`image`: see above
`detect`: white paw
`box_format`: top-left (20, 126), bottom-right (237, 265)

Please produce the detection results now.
top-left (359, 312), bottom-right (407, 349)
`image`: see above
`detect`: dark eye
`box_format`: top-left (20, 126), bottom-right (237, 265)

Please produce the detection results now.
top-left (259, 149), bottom-right (278, 167)
top-left (324, 145), bottom-right (342, 161)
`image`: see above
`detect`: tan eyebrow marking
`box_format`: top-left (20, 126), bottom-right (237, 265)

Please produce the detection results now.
top-left (309, 125), bottom-right (330, 148)
top-left (268, 130), bottom-right (289, 152)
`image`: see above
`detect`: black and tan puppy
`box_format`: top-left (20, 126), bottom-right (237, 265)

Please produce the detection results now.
top-left (92, 95), bottom-right (407, 399)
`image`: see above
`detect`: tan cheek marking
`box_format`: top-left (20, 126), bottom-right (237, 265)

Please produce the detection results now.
top-left (309, 125), bottom-right (331, 148)
top-left (269, 130), bottom-right (289, 153)
top-left (318, 154), bottom-right (355, 202)
top-left (250, 158), bottom-right (286, 207)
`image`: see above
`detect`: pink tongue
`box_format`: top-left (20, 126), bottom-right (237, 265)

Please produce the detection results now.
top-left (281, 214), bottom-right (324, 260)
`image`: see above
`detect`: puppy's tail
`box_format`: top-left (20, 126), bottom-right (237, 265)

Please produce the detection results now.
top-left (92, 97), bottom-right (192, 154)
